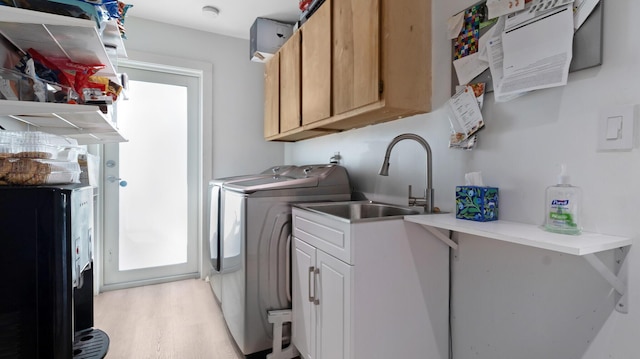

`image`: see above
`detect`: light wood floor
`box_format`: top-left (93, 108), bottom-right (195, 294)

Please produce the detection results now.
top-left (94, 279), bottom-right (244, 359)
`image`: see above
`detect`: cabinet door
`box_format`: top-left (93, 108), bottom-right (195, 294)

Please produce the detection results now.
top-left (332, 0), bottom-right (380, 115)
top-left (293, 238), bottom-right (317, 359)
top-left (302, 0), bottom-right (331, 125)
top-left (280, 30), bottom-right (302, 133)
top-left (317, 250), bottom-right (352, 359)
top-left (264, 52), bottom-right (280, 138)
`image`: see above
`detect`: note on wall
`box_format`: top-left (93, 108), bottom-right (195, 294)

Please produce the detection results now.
top-left (501, 4), bottom-right (574, 95)
top-left (486, 0), bottom-right (525, 20)
top-left (453, 4), bottom-right (484, 60)
top-left (450, 0), bottom-right (604, 98)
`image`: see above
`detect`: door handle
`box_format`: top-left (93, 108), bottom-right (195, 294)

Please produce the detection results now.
top-left (107, 176), bottom-right (128, 187)
top-left (286, 235), bottom-right (292, 303)
top-left (308, 266), bottom-right (320, 305)
top-left (308, 266), bottom-right (315, 303)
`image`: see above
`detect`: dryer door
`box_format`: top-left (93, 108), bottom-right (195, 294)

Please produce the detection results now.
top-left (208, 183), bottom-right (221, 272)
top-left (258, 206), bottom-right (293, 308)
top-left (221, 191), bottom-right (244, 273)
top-left (256, 203), bottom-right (293, 335)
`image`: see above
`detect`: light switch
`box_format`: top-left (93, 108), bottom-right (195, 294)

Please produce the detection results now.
top-left (597, 105), bottom-right (635, 151)
top-left (606, 116), bottom-right (622, 140)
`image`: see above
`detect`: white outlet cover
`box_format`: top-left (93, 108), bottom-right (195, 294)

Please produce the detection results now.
top-left (597, 105), bottom-right (635, 151)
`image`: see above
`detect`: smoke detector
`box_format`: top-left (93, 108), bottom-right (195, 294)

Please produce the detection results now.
top-left (202, 6), bottom-right (220, 18)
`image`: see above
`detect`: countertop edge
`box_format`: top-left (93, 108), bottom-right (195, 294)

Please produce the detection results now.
top-left (404, 213), bottom-right (633, 256)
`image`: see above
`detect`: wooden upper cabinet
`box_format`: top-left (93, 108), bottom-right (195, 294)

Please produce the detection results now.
top-left (279, 30), bottom-right (302, 133)
top-left (264, 52), bottom-right (280, 138)
top-left (332, 0), bottom-right (379, 115)
top-left (302, 0), bottom-right (332, 126)
top-left (264, 0), bottom-right (431, 142)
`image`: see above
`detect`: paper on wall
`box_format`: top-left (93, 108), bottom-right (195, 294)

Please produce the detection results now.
top-left (573, 0), bottom-right (600, 30)
top-left (486, 36), bottom-right (524, 102)
top-left (447, 11), bottom-right (465, 39)
top-left (456, 83), bottom-right (486, 110)
top-left (500, 4), bottom-right (574, 96)
top-left (486, 0), bottom-right (525, 20)
top-left (454, 4), bottom-right (485, 59)
top-left (454, 12), bottom-right (505, 83)
top-left (450, 134), bottom-right (478, 150)
top-left (453, 52), bottom-right (489, 86)
top-left (485, 37), bottom-right (503, 85)
top-left (477, 19), bottom-right (502, 62)
top-left (531, 0), bottom-right (575, 13)
top-left (505, 0), bottom-right (575, 30)
top-left (485, 16), bottom-right (526, 103)
top-left (504, 4), bottom-right (535, 29)
top-left (451, 84), bottom-right (486, 150)
top-left (447, 85), bottom-right (485, 144)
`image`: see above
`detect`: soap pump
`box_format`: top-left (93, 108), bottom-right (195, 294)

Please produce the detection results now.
top-left (544, 164), bottom-right (582, 235)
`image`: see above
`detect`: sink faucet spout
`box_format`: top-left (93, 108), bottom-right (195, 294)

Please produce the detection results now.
top-left (378, 133), bottom-right (434, 213)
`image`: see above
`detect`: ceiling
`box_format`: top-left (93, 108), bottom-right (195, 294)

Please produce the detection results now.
top-left (125, 0), bottom-right (301, 40)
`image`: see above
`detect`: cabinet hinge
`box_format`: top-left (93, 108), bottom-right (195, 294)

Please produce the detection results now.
top-left (379, 80), bottom-right (384, 94)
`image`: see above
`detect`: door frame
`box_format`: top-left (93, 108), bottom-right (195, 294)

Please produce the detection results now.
top-left (97, 52), bottom-right (212, 292)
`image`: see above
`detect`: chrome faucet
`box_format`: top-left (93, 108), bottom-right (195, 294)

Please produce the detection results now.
top-left (378, 133), bottom-right (434, 213)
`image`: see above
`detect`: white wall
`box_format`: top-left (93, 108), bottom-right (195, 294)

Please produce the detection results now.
top-left (286, 1), bottom-right (640, 358)
top-left (124, 16), bottom-right (284, 180)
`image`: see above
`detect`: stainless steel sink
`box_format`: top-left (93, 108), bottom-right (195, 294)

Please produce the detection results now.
top-left (296, 201), bottom-right (422, 222)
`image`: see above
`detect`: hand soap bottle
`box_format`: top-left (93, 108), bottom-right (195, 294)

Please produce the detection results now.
top-left (544, 164), bottom-right (582, 235)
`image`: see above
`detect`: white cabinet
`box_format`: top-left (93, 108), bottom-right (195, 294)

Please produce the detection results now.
top-left (292, 239), bottom-right (316, 359)
top-left (291, 207), bottom-right (450, 359)
top-left (293, 238), bottom-right (352, 359)
top-left (0, 6), bottom-right (127, 144)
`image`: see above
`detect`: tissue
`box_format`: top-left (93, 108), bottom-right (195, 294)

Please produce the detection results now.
top-left (456, 172), bottom-right (499, 222)
top-left (465, 171), bottom-right (484, 186)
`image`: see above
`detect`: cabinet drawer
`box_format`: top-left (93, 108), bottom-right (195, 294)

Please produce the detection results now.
top-left (293, 208), bottom-right (352, 264)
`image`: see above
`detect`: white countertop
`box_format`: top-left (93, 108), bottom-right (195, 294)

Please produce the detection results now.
top-left (405, 213), bottom-right (632, 256)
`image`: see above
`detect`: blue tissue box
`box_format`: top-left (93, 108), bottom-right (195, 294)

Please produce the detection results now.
top-left (455, 186), bottom-right (499, 222)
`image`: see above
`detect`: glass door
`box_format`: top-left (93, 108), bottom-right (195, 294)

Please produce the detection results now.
top-left (102, 62), bottom-right (201, 289)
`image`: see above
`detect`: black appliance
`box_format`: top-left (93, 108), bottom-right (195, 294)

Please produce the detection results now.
top-left (0, 185), bottom-right (109, 359)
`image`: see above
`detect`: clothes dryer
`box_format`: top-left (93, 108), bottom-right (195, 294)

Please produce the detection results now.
top-left (207, 166), bottom-right (296, 302)
top-left (219, 164), bottom-right (351, 357)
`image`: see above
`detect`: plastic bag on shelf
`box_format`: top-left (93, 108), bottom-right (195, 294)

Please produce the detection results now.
top-left (117, 1), bottom-right (133, 38)
top-left (0, 67), bottom-right (78, 103)
top-left (27, 48), bottom-right (104, 103)
top-left (86, 75), bottom-right (122, 102)
top-left (0, 157), bottom-right (81, 185)
top-left (1, 0), bottom-right (94, 21)
top-left (0, 131), bottom-right (80, 161)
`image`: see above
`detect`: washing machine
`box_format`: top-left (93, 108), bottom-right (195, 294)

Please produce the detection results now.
top-left (218, 164), bottom-right (351, 357)
top-left (207, 166), bottom-right (296, 302)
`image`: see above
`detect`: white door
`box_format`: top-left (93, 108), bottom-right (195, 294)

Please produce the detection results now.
top-left (102, 61), bottom-right (201, 289)
top-left (293, 238), bottom-right (317, 359)
top-left (317, 250), bottom-right (352, 359)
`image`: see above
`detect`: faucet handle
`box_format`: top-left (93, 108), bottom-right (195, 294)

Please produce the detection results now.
top-left (408, 185), bottom-right (418, 206)
top-left (408, 185), bottom-right (427, 207)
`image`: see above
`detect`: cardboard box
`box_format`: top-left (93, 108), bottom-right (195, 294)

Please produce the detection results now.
top-left (250, 17), bottom-right (294, 63)
top-left (455, 186), bottom-right (499, 222)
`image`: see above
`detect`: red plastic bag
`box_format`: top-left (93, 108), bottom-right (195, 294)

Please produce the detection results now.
top-left (27, 49), bottom-right (104, 102)
top-left (299, 0), bottom-right (312, 11)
